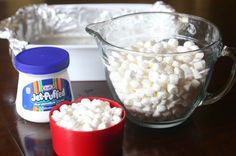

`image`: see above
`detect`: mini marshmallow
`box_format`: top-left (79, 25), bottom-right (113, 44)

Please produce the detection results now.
top-left (193, 60), bottom-right (206, 71)
top-left (194, 52), bottom-right (204, 61)
top-left (177, 46), bottom-right (188, 53)
top-left (183, 81), bottom-right (192, 91)
top-left (157, 91), bottom-right (168, 100)
top-left (180, 64), bottom-right (193, 79)
top-left (52, 99), bottom-right (123, 131)
top-left (162, 111), bottom-right (171, 118)
top-left (181, 54), bottom-right (193, 63)
top-left (151, 43), bottom-right (164, 53)
top-left (191, 68), bottom-right (202, 79)
top-left (156, 56), bottom-right (163, 62)
top-left (190, 45), bottom-right (199, 51)
top-left (127, 54), bottom-right (136, 62)
top-left (149, 71), bottom-right (159, 82)
top-left (183, 41), bottom-right (195, 48)
top-left (142, 106), bottom-right (151, 113)
top-left (142, 79), bottom-right (152, 88)
top-left (160, 74), bottom-right (169, 84)
top-left (174, 67), bottom-right (184, 78)
top-left (191, 79), bottom-right (201, 88)
top-left (163, 56), bottom-right (174, 64)
top-left (151, 83), bottom-right (162, 92)
top-left (108, 39), bottom-right (209, 121)
top-left (111, 107), bottom-right (122, 116)
top-left (141, 98), bottom-right (151, 106)
top-left (168, 39), bottom-right (179, 49)
top-left (144, 41), bottom-right (154, 49)
top-left (169, 74), bottom-right (179, 85)
top-left (111, 51), bottom-right (121, 58)
top-left (109, 60), bottom-right (120, 67)
top-left (161, 41), bottom-right (168, 49)
top-left (82, 123), bottom-right (94, 131)
top-left (111, 115), bottom-right (122, 125)
top-left (109, 71), bottom-right (121, 82)
top-left (167, 84), bottom-right (178, 94)
top-left (172, 60), bottom-right (180, 67)
top-left (60, 104), bottom-right (69, 111)
top-left (145, 89), bottom-right (155, 97)
top-left (155, 105), bottom-right (167, 113)
top-left (133, 101), bottom-right (142, 108)
top-left (151, 97), bottom-right (160, 105)
top-left (129, 80), bottom-right (140, 88)
top-left (153, 109), bottom-right (161, 117)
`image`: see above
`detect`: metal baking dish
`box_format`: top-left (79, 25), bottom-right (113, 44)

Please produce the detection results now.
top-left (0, 3), bottom-right (174, 81)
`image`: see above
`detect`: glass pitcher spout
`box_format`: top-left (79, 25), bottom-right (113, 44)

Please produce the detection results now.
top-left (86, 21), bottom-right (106, 39)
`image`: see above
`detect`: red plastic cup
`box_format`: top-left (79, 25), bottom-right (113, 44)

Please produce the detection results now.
top-left (49, 97), bottom-right (126, 156)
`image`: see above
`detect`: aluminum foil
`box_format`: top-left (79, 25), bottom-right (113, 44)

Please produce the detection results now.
top-left (0, 1), bottom-right (174, 62)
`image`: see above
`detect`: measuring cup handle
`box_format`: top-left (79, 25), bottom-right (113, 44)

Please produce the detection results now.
top-left (203, 46), bottom-right (236, 105)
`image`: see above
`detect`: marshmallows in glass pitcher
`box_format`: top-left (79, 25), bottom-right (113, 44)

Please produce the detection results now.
top-left (107, 39), bottom-right (209, 121)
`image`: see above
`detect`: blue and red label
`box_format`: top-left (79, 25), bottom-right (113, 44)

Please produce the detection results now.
top-left (22, 78), bottom-right (72, 112)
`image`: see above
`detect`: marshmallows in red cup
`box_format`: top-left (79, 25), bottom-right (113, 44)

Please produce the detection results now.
top-left (49, 97), bottom-right (126, 156)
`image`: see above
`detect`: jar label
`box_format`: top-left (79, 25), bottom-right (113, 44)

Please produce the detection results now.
top-left (22, 78), bottom-right (72, 111)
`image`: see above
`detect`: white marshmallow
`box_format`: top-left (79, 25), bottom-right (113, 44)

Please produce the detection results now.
top-left (168, 39), bottom-right (179, 49)
top-left (111, 51), bottom-right (121, 58)
top-left (190, 45), bottom-right (199, 51)
top-left (180, 64), bottom-right (193, 79)
top-left (160, 74), bottom-right (169, 84)
top-left (107, 39), bottom-right (208, 121)
top-left (142, 106), bottom-right (151, 112)
top-left (148, 71), bottom-right (159, 82)
top-left (151, 83), bottom-right (162, 92)
top-left (60, 104), bottom-right (68, 111)
top-left (151, 43), bottom-right (164, 53)
top-left (52, 99), bottom-right (123, 131)
top-left (151, 97), bottom-right (160, 105)
top-left (156, 56), bottom-right (163, 62)
top-left (109, 71), bottom-right (121, 82)
top-left (183, 81), bottom-right (192, 91)
top-left (181, 54), bottom-right (193, 63)
top-left (129, 80), bottom-right (140, 88)
top-left (177, 46), bottom-right (188, 53)
top-left (111, 116), bottom-right (122, 125)
top-left (163, 56), bottom-right (174, 64)
top-left (174, 67), bottom-right (184, 78)
top-left (127, 54), bottom-right (136, 62)
top-left (167, 84), bottom-right (178, 94)
top-left (191, 68), bottom-right (202, 79)
top-left (142, 79), bottom-right (152, 88)
top-left (193, 60), bottom-right (206, 71)
top-left (82, 124), bottom-right (94, 131)
top-left (155, 105), bottom-right (167, 113)
top-left (157, 91), bottom-right (168, 100)
top-left (183, 41), bottom-right (195, 48)
top-left (194, 52), bottom-right (204, 61)
top-left (172, 60), bottom-right (180, 67)
top-left (191, 79), bottom-right (201, 88)
top-left (169, 74), bottom-right (179, 85)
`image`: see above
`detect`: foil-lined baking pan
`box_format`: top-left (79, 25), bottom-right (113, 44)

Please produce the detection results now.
top-left (0, 2), bottom-right (174, 81)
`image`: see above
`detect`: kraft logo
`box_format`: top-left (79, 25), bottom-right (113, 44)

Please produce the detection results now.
top-left (43, 85), bottom-right (54, 91)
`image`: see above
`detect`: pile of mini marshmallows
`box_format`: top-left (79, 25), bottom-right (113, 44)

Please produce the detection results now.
top-left (51, 98), bottom-right (122, 131)
top-left (107, 39), bottom-right (209, 121)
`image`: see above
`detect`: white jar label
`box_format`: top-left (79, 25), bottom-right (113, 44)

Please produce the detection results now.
top-left (22, 78), bottom-right (72, 111)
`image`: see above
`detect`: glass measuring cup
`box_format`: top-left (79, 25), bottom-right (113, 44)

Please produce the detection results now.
top-left (86, 12), bottom-right (236, 128)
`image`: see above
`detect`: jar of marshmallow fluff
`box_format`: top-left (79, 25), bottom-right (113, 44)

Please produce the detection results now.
top-left (15, 47), bottom-right (73, 123)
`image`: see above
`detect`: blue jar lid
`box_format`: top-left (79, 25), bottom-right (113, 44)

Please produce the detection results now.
top-left (15, 47), bottom-right (69, 74)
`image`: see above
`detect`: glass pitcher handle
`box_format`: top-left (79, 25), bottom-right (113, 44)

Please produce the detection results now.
top-left (203, 46), bottom-right (236, 105)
